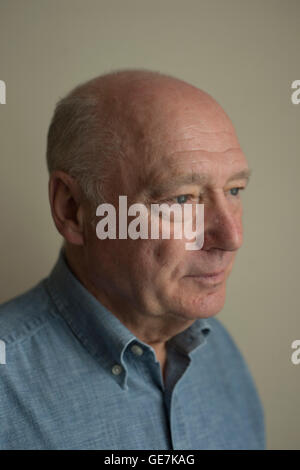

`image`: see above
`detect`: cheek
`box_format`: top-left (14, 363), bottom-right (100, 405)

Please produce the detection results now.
top-left (152, 239), bottom-right (188, 276)
top-left (238, 205), bottom-right (244, 233)
top-left (131, 239), bottom-right (188, 289)
top-left (227, 205), bottom-right (244, 248)
top-left (237, 216), bottom-right (244, 246)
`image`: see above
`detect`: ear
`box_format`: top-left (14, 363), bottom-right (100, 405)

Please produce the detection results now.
top-left (48, 170), bottom-right (85, 246)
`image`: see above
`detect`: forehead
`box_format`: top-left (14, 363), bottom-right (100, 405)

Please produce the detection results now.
top-left (137, 122), bottom-right (248, 189)
top-left (115, 91), bottom-right (248, 197)
top-left (140, 147), bottom-right (248, 196)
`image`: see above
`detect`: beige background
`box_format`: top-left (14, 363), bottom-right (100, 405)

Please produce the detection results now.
top-left (0, 0), bottom-right (299, 450)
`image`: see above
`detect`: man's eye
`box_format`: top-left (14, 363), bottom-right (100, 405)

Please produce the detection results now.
top-left (229, 187), bottom-right (243, 196)
top-left (175, 195), bottom-right (190, 204)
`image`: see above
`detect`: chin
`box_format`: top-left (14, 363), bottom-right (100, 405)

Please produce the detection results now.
top-left (178, 282), bottom-right (227, 320)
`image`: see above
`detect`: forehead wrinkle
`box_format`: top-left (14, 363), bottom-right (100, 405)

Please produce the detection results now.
top-left (147, 132), bottom-right (241, 157)
top-left (148, 131), bottom-right (238, 147)
top-left (137, 142), bottom-right (247, 183)
top-left (165, 147), bottom-right (242, 159)
top-left (142, 169), bottom-right (209, 200)
top-left (175, 124), bottom-right (237, 135)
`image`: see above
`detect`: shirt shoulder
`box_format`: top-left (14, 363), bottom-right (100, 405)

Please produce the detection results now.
top-left (0, 279), bottom-right (59, 346)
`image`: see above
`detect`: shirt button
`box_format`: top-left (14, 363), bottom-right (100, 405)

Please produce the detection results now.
top-left (131, 344), bottom-right (144, 356)
top-left (112, 364), bottom-right (123, 375)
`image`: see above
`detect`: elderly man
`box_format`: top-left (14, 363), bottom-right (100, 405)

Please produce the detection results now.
top-left (0, 70), bottom-right (265, 450)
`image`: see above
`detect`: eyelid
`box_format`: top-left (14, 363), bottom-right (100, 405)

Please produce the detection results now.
top-left (158, 184), bottom-right (247, 204)
top-left (163, 194), bottom-right (196, 204)
top-left (227, 180), bottom-right (248, 189)
top-left (226, 184), bottom-right (246, 191)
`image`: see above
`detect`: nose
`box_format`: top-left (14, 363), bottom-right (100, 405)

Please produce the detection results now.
top-left (202, 196), bottom-right (243, 252)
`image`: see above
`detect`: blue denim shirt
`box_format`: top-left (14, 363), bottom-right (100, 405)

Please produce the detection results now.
top-left (0, 251), bottom-right (265, 449)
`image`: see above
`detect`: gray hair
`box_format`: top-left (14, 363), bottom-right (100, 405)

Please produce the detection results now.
top-left (46, 79), bottom-right (124, 207)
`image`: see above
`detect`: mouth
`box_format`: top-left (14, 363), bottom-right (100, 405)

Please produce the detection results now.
top-left (184, 269), bottom-right (226, 286)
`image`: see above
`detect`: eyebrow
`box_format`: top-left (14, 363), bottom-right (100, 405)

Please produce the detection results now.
top-left (227, 168), bottom-right (252, 183)
top-left (146, 168), bottom-right (252, 199)
top-left (145, 174), bottom-right (206, 198)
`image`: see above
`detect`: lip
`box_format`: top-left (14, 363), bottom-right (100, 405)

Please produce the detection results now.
top-left (185, 269), bottom-right (226, 285)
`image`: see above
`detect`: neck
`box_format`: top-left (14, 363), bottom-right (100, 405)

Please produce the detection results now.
top-left (64, 245), bottom-right (193, 381)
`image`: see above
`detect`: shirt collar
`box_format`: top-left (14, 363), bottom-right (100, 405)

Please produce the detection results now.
top-left (45, 249), bottom-right (212, 386)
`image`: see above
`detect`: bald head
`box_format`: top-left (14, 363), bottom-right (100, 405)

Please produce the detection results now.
top-left (46, 69), bottom-right (237, 205)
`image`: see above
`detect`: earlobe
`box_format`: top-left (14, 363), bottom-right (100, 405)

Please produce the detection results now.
top-left (65, 222), bottom-right (85, 246)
